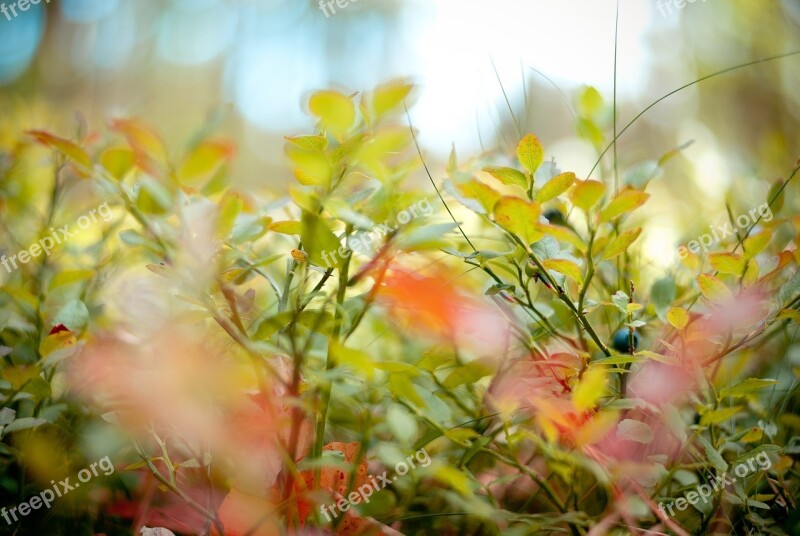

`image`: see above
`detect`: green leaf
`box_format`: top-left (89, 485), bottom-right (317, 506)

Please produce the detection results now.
top-left (53, 300), bottom-right (89, 331)
top-left (650, 277), bottom-right (676, 320)
top-left (387, 404), bottom-right (417, 444)
top-left (0, 408), bottom-right (16, 426)
top-left (719, 378), bottom-right (778, 398)
top-left (700, 406), bottom-right (742, 425)
top-left (516, 134), bottom-right (544, 174)
top-left (482, 166), bottom-right (527, 190)
top-left (301, 211), bottom-right (342, 269)
top-left (611, 291), bottom-right (629, 313)
top-left (389, 374), bottom-right (425, 408)
top-left (595, 354), bottom-right (643, 366)
top-left (767, 179), bottom-right (785, 213)
top-left (536, 172), bottom-right (576, 203)
top-left (699, 435), bottom-right (728, 472)
top-left (396, 223), bottom-right (459, 251)
top-left (779, 270), bottom-right (800, 303)
top-left (732, 444), bottom-right (781, 467)
top-left (442, 360), bottom-right (494, 389)
top-left (3, 418), bottom-right (47, 434)
top-left (330, 341), bottom-right (375, 380)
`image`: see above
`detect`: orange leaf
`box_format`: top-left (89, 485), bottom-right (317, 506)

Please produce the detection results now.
top-left (110, 118), bottom-right (168, 175)
top-left (27, 130), bottom-right (92, 173)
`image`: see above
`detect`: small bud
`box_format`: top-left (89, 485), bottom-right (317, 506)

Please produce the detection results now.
top-left (291, 249), bottom-right (307, 262)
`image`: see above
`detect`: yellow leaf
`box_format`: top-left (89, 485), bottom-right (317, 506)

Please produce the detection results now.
top-left (602, 227), bottom-right (642, 259)
top-left (626, 303), bottom-right (643, 313)
top-left (216, 193), bottom-right (243, 238)
top-left (575, 410), bottom-right (620, 447)
top-left (709, 253), bottom-right (745, 274)
top-left (100, 147), bottom-right (135, 181)
top-left (743, 258), bottom-right (759, 288)
top-left (433, 465), bottom-right (473, 496)
top-left (285, 144), bottom-right (332, 187)
top-left (697, 274), bottom-right (734, 304)
top-left (371, 79), bottom-right (413, 120)
top-left (542, 258), bottom-right (583, 284)
top-left (599, 189), bottom-right (650, 222)
top-left (536, 171), bottom-right (576, 203)
top-left (309, 90), bottom-right (356, 136)
top-left (482, 166), bottom-right (527, 190)
top-left (110, 118), bottom-right (169, 175)
top-left (178, 140), bottom-right (235, 186)
top-left (777, 309), bottom-right (800, 324)
top-left (535, 223), bottom-right (586, 252)
top-left (741, 428), bottom-right (764, 443)
top-left (573, 366), bottom-right (608, 411)
top-left (666, 307), bottom-right (689, 329)
top-left (744, 230), bottom-right (771, 257)
top-left (284, 135), bottom-right (328, 151)
top-left (516, 133), bottom-right (544, 174)
top-left (569, 180), bottom-right (605, 212)
top-left (493, 196), bottom-right (543, 245)
top-left (455, 179), bottom-right (502, 214)
top-left (270, 221), bottom-right (303, 235)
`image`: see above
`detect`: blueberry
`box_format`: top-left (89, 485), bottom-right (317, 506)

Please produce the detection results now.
top-left (543, 208), bottom-right (566, 226)
top-left (611, 328), bottom-right (639, 353)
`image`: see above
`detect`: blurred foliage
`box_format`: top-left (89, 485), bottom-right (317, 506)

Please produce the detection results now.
top-left (0, 69), bottom-right (799, 536)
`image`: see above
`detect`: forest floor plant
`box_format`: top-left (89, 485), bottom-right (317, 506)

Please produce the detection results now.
top-left (1, 55), bottom-right (800, 536)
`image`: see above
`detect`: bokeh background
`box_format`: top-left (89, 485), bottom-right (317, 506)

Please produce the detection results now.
top-left (2, 0), bottom-right (800, 270)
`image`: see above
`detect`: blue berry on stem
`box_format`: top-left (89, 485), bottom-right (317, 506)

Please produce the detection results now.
top-left (611, 329), bottom-right (639, 353)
